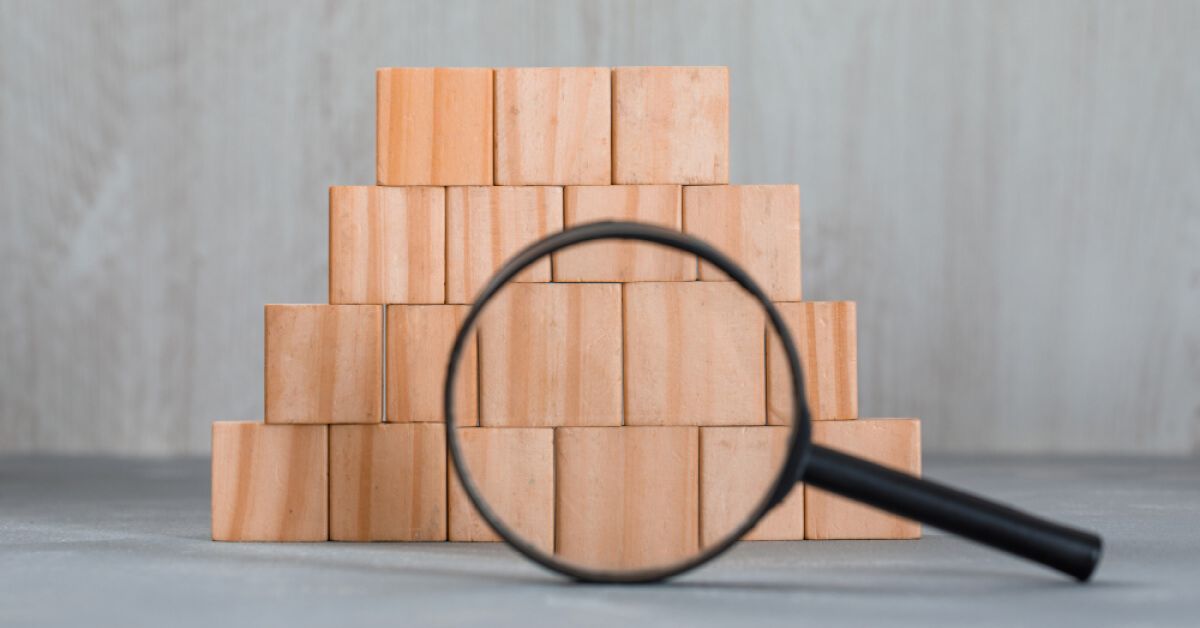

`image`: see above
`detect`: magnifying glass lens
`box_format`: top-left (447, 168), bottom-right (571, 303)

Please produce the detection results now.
top-left (448, 241), bottom-right (799, 577)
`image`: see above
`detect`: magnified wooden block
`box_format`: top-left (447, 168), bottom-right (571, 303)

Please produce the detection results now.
top-left (478, 283), bottom-right (622, 427)
top-left (265, 304), bottom-right (382, 424)
top-left (329, 423), bottom-right (446, 541)
top-left (612, 66), bottom-right (729, 184)
top-left (211, 422), bottom-right (327, 541)
top-left (683, 184), bottom-right (802, 302)
top-left (552, 185), bottom-right (695, 282)
top-left (623, 282), bottom-right (765, 426)
top-left (700, 426), bottom-right (804, 545)
top-left (387, 305), bottom-right (477, 425)
top-left (495, 67), bottom-right (611, 185)
top-left (555, 426), bottom-right (699, 570)
top-left (767, 301), bottom-right (857, 423)
top-left (806, 419), bottom-right (921, 539)
top-left (448, 427), bottom-right (554, 552)
top-left (445, 186), bottom-right (563, 304)
top-left (329, 185), bottom-right (445, 305)
top-left (376, 67), bottom-right (492, 186)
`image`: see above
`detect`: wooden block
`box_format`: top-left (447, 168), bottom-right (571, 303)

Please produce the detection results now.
top-left (211, 422), bottom-right (327, 541)
top-left (447, 427), bottom-right (554, 552)
top-left (329, 185), bottom-right (445, 305)
top-left (806, 419), bottom-right (922, 539)
top-left (612, 66), bottom-right (729, 184)
top-left (552, 185), bottom-right (696, 282)
top-left (683, 184), bottom-right (802, 302)
top-left (699, 426), bottom-right (803, 545)
top-left (264, 304), bottom-right (382, 424)
top-left (495, 67), bottom-right (611, 185)
top-left (444, 186), bottom-right (563, 304)
top-left (478, 283), bottom-right (622, 427)
top-left (623, 282), bottom-right (764, 426)
top-left (387, 305), bottom-right (477, 425)
top-left (329, 423), bottom-right (446, 541)
top-left (555, 426), bottom-right (699, 570)
top-left (376, 67), bottom-right (492, 186)
top-left (767, 301), bottom-right (858, 423)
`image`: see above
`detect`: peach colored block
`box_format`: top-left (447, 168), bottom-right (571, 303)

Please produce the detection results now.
top-left (445, 186), bottom-right (563, 304)
top-left (699, 426), bottom-right (803, 545)
top-left (767, 301), bottom-right (858, 423)
top-left (329, 423), bottom-right (446, 541)
top-left (265, 304), bottom-right (382, 424)
top-left (612, 66), bottom-right (729, 184)
top-left (806, 419), bottom-right (922, 539)
top-left (329, 185), bottom-right (445, 305)
top-left (552, 185), bottom-right (696, 282)
top-left (495, 67), bottom-right (611, 185)
top-left (211, 422), bottom-right (328, 541)
top-left (683, 184), bottom-right (802, 302)
top-left (387, 305), bottom-right (477, 425)
top-left (623, 282), bottom-right (765, 426)
top-left (477, 283), bottom-right (622, 427)
top-left (555, 426), bottom-right (699, 570)
top-left (376, 67), bottom-right (492, 186)
top-left (447, 427), bottom-right (554, 552)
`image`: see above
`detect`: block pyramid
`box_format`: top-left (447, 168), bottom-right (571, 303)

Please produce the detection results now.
top-left (211, 67), bottom-right (921, 558)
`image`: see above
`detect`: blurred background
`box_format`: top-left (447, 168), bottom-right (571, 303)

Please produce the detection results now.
top-left (0, 0), bottom-right (1196, 456)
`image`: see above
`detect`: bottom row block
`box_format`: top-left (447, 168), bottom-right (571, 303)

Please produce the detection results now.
top-left (447, 427), bottom-right (556, 551)
top-left (211, 422), bottom-right (328, 542)
top-left (211, 419), bottom-right (920, 546)
top-left (330, 423), bottom-right (446, 541)
top-left (555, 426), bottom-right (699, 569)
top-left (701, 426), bottom-right (805, 545)
top-left (806, 419), bottom-right (922, 539)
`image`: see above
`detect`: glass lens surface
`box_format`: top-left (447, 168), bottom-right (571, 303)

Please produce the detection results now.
top-left (448, 239), bottom-right (800, 575)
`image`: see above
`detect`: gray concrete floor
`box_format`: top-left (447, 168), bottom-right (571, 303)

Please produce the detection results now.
top-left (1, 455), bottom-right (1197, 627)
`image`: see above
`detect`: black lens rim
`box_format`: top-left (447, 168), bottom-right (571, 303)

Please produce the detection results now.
top-left (442, 220), bottom-right (813, 583)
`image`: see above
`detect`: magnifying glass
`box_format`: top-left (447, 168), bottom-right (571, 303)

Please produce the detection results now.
top-left (443, 221), bottom-right (1102, 583)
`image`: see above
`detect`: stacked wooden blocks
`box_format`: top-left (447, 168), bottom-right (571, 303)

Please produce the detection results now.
top-left (211, 67), bottom-right (922, 555)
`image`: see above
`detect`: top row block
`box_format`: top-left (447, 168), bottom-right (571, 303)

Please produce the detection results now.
top-left (376, 67), bottom-right (729, 187)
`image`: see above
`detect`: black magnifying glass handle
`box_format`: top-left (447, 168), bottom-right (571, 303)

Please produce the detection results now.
top-left (803, 445), bottom-right (1103, 581)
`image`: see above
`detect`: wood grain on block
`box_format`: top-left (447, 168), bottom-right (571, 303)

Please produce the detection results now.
top-left (211, 422), bottom-right (327, 541)
top-left (447, 427), bottom-right (554, 552)
top-left (495, 67), bottom-right (611, 185)
top-left (444, 185), bottom-right (563, 304)
top-left (329, 185), bottom-right (445, 305)
top-left (612, 66), bottom-right (729, 184)
top-left (387, 305), bottom-right (477, 425)
top-left (683, 184), bottom-right (802, 302)
top-left (699, 426), bottom-right (803, 545)
top-left (264, 304), bottom-right (382, 424)
top-left (806, 419), bottom-right (922, 539)
top-left (555, 426), bottom-right (699, 570)
top-left (768, 301), bottom-right (858, 423)
top-left (329, 423), bottom-right (446, 541)
top-left (478, 283), bottom-right (622, 427)
top-left (623, 282), bottom-right (765, 426)
top-left (552, 185), bottom-right (695, 282)
top-left (376, 67), bottom-right (492, 186)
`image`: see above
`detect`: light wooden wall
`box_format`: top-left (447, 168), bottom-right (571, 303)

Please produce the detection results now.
top-left (1, 0), bottom-right (1197, 455)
